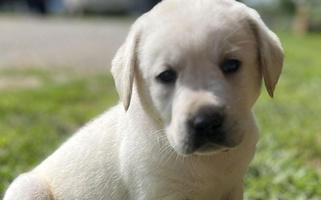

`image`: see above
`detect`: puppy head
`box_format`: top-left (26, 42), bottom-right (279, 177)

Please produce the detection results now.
top-left (111, 0), bottom-right (283, 155)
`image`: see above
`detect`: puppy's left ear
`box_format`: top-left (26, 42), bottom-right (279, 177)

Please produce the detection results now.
top-left (247, 9), bottom-right (284, 98)
top-left (111, 24), bottom-right (141, 111)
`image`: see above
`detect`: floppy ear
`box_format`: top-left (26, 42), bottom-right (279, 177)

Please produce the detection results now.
top-left (247, 9), bottom-right (284, 98)
top-left (111, 26), bottom-right (140, 111)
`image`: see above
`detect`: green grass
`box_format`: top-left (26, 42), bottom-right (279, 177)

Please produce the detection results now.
top-left (245, 32), bottom-right (321, 199)
top-left (1, 32), bottom-right (321, 199)
top-left (0, 69), bottom-right (118, 197)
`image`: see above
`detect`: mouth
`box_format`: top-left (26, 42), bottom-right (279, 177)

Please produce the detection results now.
top-left (173, 141), bottom-right (232, 155)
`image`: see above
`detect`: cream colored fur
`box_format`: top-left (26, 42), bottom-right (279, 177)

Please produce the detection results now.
top-left (4, 0), bottom-right (283, 199)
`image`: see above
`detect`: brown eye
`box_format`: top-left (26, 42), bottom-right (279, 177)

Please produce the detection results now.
top-left (221, 59), bottom-right (241, 74)
top-left (156, 69), bottom-right (177, 84)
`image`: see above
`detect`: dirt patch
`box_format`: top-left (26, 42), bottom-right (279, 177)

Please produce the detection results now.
top-left (0, 76), bottom-right (41, 90)
top-left (0, 16), bottom-right (134, 71)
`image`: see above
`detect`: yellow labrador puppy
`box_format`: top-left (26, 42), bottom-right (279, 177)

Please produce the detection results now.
top-left (4, 0), bottom-right (283, 199)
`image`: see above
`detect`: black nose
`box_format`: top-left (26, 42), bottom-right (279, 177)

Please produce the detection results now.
top-left (188, 106), bottom-right (226, 150)
top-left (192, 113), bottom-right (224, 133)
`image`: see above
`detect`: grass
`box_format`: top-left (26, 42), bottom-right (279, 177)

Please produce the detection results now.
top-left (1, 32), bottom-right (321, 199)
top-left (245, 32), bottom-right (321, 199)
top-left (0, 69), bottom-right (118, 198)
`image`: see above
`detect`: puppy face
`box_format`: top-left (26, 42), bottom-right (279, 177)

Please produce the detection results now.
top-left (112, 0), bottom-right (283, 155)
top-left (139, 10), bottom-right (260, 155)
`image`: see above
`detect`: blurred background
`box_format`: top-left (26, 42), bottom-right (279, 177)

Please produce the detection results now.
top-left (0, 0), bottom-right (321, 199)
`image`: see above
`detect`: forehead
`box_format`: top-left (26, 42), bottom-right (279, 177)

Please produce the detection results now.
top-left (140, 2), bottom-right (255, 65)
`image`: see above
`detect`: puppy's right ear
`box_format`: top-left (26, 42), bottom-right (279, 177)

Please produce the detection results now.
top-left (111, 25), bottom-right (140, 111)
